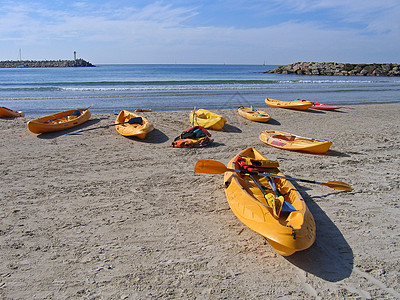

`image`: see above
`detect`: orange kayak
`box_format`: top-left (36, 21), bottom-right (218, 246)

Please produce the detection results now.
top-left (259, 130), bottom-right (332, 153)
top-left (0, 106), bottom-right (24, 118)
top-left (265, 98), bottom-right (313, 110)
top-left (115, 110), bottom-right (154, 139)
top-left (223, 147), bottom-right (316, 256)
top-left (27, 108), bottom-right (91, 134)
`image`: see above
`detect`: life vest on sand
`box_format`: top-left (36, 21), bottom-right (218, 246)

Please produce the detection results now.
top-left (171, 126), bottom-right (213, 148)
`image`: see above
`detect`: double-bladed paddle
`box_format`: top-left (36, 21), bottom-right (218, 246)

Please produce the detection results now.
top-left (64, 117), bottom-right (143, 135)
top-left (194, 159), bottom-right (353, 191)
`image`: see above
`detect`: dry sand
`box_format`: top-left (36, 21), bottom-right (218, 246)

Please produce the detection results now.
top-left (1, 103), bottom-right (399, 299)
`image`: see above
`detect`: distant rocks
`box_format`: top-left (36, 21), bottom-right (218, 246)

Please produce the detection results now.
top-left (0, 58), bottom-right (95, 68)
top-left (267, 62), bottom-right (400, 76)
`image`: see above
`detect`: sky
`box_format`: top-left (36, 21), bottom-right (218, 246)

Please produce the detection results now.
top-left (0, 0), bottom-right (399, 65)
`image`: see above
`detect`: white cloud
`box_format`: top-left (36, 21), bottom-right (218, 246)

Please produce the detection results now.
top-left (0, 1), bottom-right (399, 63)
top-left (271, 0), bottom-right (400, 33)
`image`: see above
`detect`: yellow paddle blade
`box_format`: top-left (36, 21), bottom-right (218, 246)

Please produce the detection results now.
top-left (275, 196), bottom-right (284, 216)
top-left (265, 193), bottom-right (275, 209)
top-left (265, 194), bottom-right (284, 218)
top-left (322, 181), bottom-right (353, 191)
top-left (194, 159), bottom-right (232, 174)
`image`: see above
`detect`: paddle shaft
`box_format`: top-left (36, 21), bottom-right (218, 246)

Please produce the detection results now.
top-left (194, 159), bottom-right (352, 191)
top-left (65, 119), bottom-right (133, 135)
top-left (247, 173), bottom-right (272, 209)
top-left (235, 168), bottom-right (350, 190)
top-left (279, 134), bottom-right (328, 143)
top-left (231, 167), bottom-right (324, 185)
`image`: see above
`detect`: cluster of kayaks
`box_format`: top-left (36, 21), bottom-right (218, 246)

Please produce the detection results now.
top-left (22, 104), bottom-right (337, 154)
top-left (2, 99), bottom-right (352, 256)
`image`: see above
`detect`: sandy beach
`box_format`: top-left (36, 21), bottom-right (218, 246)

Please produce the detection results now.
top-left (1, 103), bottom-right (399, 299)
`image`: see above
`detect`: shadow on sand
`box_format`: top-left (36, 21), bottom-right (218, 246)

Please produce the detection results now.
top-left (36, 118), bottom-right (104, 139)
top-left (123, 128), bottom-right (169, 144)
top-left (223, 123), bottom-right (242, 133)
top-left (266, 118), bottom-right (281, 126)
top-left (284, 183), bottom-right (354, 282)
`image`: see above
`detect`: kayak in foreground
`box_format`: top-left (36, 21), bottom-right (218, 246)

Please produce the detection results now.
top-left (223, 147), bottom-right (316, 256)
top-left (259, 130), bottom-right (332, 154)
top-left (27, 108), bottom-right (91, 134)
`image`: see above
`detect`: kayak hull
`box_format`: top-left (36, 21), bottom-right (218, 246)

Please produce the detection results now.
top-left (0, 107), bottom-right (24, 118)
top-left (237, 106), bottom-right (271, 122)
top-left (311, 102), bottom-right (342, 110)
top-left (115, 110), bottom-right (154, 139)
top-left (259, 130), bottom-right (332, 153)
top-left (27, 108), bottom-right (91, 134)
top-left (190, 109), bottom-right (226, 130)
top-left (223, 147), bottom-right (316, 256)
top-left (265, 98), bottom-right (313, 110)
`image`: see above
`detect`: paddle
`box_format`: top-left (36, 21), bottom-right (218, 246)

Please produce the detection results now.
top-left (247, 172), bottom-right (294, 217)
top-left (64, 117), bottom-right (143, 135)
top-left (192, 106), bottom-right (197, 125)
top-left (248, 105), bottom-right (267, 117)
top-left (194, 159), bottom-right (353, 191)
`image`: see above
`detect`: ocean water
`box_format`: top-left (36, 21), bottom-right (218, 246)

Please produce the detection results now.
top-left (0, 64), bottom-right (399, 116)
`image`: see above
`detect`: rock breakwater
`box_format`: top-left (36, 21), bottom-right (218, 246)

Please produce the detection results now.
top-left (267, 62), bottom-right (400, 76)
top-left (0, 58), bottom-right (95, 68)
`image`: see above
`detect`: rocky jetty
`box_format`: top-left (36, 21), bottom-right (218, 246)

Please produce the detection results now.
top-left (267, 62), bottom-right (400, 76)
top-left (0, 58), bottom-right (95, 68)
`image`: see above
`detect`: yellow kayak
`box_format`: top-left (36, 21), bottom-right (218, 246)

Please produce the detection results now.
top-left (259, 130), bottom-right (332, 154)
top-left (0, 106), bottom-right (24, 118)
top-left (115, 110), bottom-right (154, 139)
top-left (265, 98), bottom-right (313, 110)
top-left (190, 108), bottom-right (226, 130)
top-left (27, 108), bottom-right (91, 134)
top-left (237, 106), bottom-right (271, 122)
top-left (223, 147), bottom-right (316, 256)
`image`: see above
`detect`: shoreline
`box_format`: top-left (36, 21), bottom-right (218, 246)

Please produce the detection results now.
top-left (1, 104), bottom-right (399, 298)
top-left (7, 101), bottom-right (400, 118)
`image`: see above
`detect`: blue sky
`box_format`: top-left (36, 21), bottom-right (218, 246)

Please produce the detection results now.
top-left (0, 0), bottom-right (399, 64)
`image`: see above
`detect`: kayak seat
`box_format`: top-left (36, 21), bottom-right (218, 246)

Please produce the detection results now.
top-left (274, 135), bottom-right (296, 141)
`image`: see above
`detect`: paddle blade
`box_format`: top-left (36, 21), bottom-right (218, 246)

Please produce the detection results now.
top-left (194, 160), bottom-right (230, 174)
top-left (322, 181), bottom-right (353, 191)
top-left (128, 117), bottom-right (143, 124)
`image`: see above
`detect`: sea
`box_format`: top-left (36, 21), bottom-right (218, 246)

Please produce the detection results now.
top-left (1, 64), bottom-right (399, 116)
